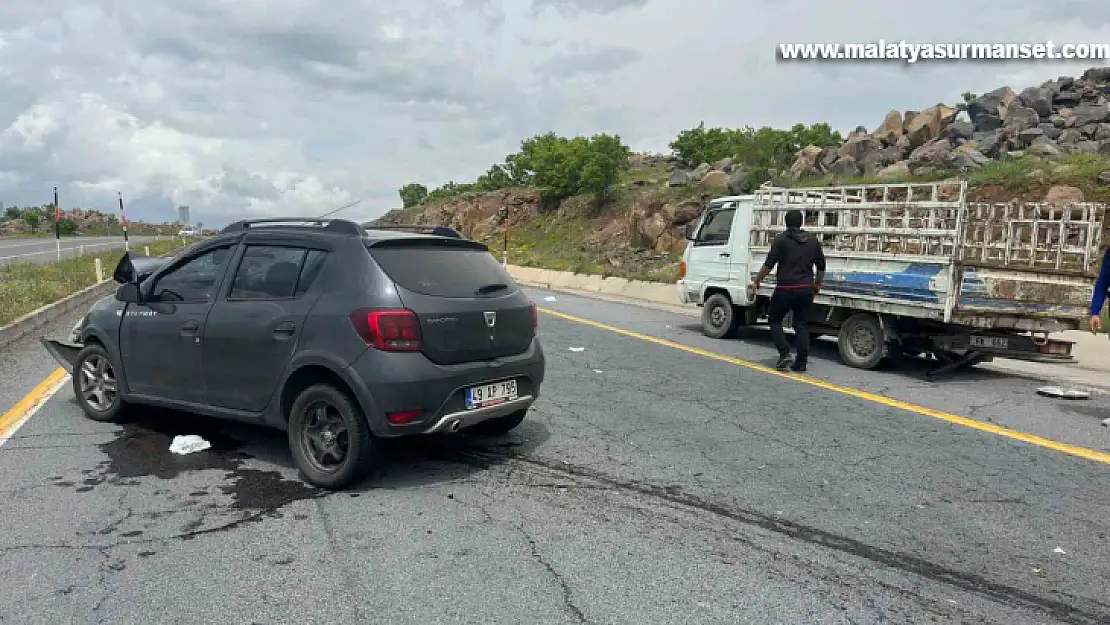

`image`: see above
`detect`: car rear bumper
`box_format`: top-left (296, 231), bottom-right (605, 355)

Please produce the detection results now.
top-left (345, 337), bottom-right (545, 437)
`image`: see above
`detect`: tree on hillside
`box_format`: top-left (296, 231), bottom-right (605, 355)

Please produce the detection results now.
top-left (3, 206), bottom-right (20, 221)
top-left (474, 163), bottom-right (514, 191)
top-left (669, 121), bottom-right (842, 190)
top-left (58, 217), bottom-right (78, 235)
top-left (398, 183), bottom-right (429, 208)
top-left (513, 132), bottom-right (631, 204)
top-left (578, 133), bottom-right (632, 206)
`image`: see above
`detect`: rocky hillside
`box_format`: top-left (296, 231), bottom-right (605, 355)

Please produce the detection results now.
top-left (786, 67), bottom-right (1110, 182)
top-left (375, 67), bottom-right (1110, 283)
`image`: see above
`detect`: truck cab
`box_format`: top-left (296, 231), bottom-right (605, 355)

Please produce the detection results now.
top-left (677, 194), bottom-right (756, 315)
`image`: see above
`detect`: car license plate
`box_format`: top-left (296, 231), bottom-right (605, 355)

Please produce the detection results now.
top-left (465, 379), bottom-right (518, 409)
top-left (969, 335), bottom-right (1008, 349)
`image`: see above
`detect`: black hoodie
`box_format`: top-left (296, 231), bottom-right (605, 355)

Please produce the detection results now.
top-left (762, 227), bottom-right (826, 288)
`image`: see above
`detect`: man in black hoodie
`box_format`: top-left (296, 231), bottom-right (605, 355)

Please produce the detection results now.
top-left (749, 209), bottom-right (826, 372)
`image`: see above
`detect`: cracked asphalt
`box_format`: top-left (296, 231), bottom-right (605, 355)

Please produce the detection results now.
top-left (0, 287), bottom-right (1107, 624)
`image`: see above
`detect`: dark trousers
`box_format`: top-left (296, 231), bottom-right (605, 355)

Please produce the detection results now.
top-left (769, 287), bottom-right (814, 362)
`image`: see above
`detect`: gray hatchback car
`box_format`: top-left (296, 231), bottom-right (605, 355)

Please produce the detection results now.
top-left (43, 219), bottom-right (545, 489)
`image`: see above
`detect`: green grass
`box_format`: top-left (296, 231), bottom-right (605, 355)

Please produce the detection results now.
top-left (0, 240), bottom-right (187, 327)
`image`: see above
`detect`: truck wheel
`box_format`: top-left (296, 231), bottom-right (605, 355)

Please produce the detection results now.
top-left (837, 314), bottom-right (886, 370)
top-left (470, 409), bottom-right (528, 436)
top-left (73, 344), bottom-right (126, 423)
top-left (288, 383), bottom-right (379, 490)
top-left (702, 294), bottom-right (739, 339)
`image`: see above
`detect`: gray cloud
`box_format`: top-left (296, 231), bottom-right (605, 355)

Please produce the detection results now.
top-left (0, 0), bottom-right (1107, 226)
top-left (531, 0), bottom-right (651, 16)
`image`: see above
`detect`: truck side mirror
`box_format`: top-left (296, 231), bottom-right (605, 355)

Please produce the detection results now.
top-left (684, 223), bottom-right (698, 241)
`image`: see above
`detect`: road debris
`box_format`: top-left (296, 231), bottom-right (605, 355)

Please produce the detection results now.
top-left (169, 435), bottom-right (212, 455)
top-left (569, 347), bottom-right (585, 352)
top-left (1054, 547), bottom-right (1067, 554)
top-left (544, 296), bottom-right (557, 301)
top-left (1035, 386), bottom-right (1090, 400)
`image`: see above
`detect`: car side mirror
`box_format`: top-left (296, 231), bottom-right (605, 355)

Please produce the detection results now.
top-left (112, 252), bottom-right (137, 284)
top-left (684, 223), bottom-right (698, 241)
top-left (115, 282), bottom-right (141, 303)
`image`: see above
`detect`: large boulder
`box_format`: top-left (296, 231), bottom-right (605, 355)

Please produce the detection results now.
top-left (790, 145), bottom-right (825, 179)
top-left (1082, 67), bottom-right (1110, 84)
top-left (828, 155), bottom-right (861, 177)
top-left (874, 110), bottom-right (904, 144)
top-left (905, 104), bottom-right (958, 149)
top-left (941, 120), bottom-right (975, 141)
top-left (667, 169), bottom-right (691, 187)
top-left (690, 162), bottom-right (712, 180)
top-left (967, 87), bottom-right (1017, 131)
top-left (877, 161), bottom-right (911, 179)
top-left (908, 138), bottom-right (953, 173)
top-left (1003, 104), bottom-right (1041, 131)
top-left (1072, 103), bottom-right (1110, 126)
top-left (1027, 137), bottom-right (1063, 156)
top-left (970, 130), bottom-right (1004, 157)
top-left (837, 134), bottom-right (884, 163)
top-left (700, 170), bottom-right (730, 189)
top-left (713, 157), bottom-right (733, 172)
top-left (944, 144), bottom-right (990, 170)
top-left (1018, 86), bottom-right (1053, 118)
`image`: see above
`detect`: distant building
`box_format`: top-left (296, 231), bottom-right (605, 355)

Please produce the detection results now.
top-left (177, 205), bottom-right (191, 225)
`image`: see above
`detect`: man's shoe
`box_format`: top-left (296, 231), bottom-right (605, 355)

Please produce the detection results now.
top-left (791, 362), bottom-right (807, 373)
top-left (775, 354), bottom-right (793, 370)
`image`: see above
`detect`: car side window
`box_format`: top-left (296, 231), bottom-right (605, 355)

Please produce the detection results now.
top-left (228, 245), bottom-right (309, 300)
top-left (295, 250), bottom-right (328, 297)
top-left (696, 208), bottom-right (735, 245)
top-left (150, 246), bottom-right (233, 303)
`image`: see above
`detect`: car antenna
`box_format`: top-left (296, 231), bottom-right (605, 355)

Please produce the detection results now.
top-left (316, 198), bottom-right (363, 219)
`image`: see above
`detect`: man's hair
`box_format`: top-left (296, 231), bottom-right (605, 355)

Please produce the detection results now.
top-left (784, 209), bottom-right (803, 229)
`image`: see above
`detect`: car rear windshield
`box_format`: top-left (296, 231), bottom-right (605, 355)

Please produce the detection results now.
top-left (369, 244), bottom-right (516, 298)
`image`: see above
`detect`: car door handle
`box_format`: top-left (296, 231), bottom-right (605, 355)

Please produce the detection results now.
top-left (273, 322), bottom-right (296, 338)
top-left (180, 320), bottom-right (200, 336)
top-left (719, 252), bottom-right (730, 257)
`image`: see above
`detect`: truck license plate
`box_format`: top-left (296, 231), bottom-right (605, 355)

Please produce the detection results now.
top-left (970, 336), bottom-right (1008, 349)
top-left (465, 379), bottom-right (518, 409)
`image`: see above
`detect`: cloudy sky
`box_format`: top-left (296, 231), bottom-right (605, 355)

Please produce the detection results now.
top-left (0, 0), bottom-right (1107, 227)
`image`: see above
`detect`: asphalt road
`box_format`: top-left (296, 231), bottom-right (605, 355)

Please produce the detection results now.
top-left (0, 288), bottom-right (1107, 624)
top-left (0, 236), bottom-right (160, 266)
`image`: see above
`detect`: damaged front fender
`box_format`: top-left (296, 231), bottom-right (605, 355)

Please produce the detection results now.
top-left (41, 338), bottom-right (82, 374)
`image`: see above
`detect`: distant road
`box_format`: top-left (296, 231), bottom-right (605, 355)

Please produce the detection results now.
top-left (0, 235), bottom-right (162, 267)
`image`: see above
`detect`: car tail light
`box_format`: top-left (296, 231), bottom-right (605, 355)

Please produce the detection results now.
top-left (349, 308), bottom-right (422, 351)
top-left (530, 301), bottom-right (538, 333)
top-left (387, 409), bottom-right (421, 424)
top-left (678, 260), bottom-right (686, 279)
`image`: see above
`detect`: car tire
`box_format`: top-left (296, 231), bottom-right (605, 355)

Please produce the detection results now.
top-left (469, 409), bottom-right (528, 436)
top-left (287, 383), bottom-right (379, 490)
top-left (702, 294), bottom-right (739, 339)
top-left (72, 344), bottom-right (126, 423)
top-left (837, 313), bottom-right (887, 370)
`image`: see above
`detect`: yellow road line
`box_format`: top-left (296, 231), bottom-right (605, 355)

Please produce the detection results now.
top-left (0, 367), bottom-right (68, 442)
top-left (539, 307), bottom-right (1110, 466)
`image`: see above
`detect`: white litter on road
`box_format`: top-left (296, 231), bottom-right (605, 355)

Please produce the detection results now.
top-left (1053, 547), bottom-right (1067, 554)
top-left (1036, 386), bottom-right (1090, 400)
top-left (169, 435), bottom-right (212, 455)
top-left (592, 369), bottom-right (603, 374)
top-left (544, 296), bottom-right (557, 301)
top-left (569, 347), bottom-right (585, 352)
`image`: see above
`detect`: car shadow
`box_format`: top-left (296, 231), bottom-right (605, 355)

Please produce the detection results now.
top-left (98, 404), bottom-right (550, 492)
top-left (675, 323), bottom-right (1029, 384)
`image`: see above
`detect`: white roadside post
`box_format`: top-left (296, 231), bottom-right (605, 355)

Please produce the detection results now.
top-left (144, 245), bottom-right (150, 256)
top-left (94, 258), bottom-right (103, 282)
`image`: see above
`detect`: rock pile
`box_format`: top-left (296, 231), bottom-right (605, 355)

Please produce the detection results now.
top-left (790, 66), bottom-right (1110, 180)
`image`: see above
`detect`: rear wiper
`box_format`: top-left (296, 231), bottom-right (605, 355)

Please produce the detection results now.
top-left (475, 283), bottom-right (509, 295)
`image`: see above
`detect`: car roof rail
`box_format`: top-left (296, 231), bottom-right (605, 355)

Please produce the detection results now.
top-left (220, 218), bottom-right (365, 236)
top-left (363, 223), bottom-right (464, 239)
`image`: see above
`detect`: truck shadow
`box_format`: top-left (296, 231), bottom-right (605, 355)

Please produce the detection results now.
top-left (675, 323), bottom-right (1026, 384)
